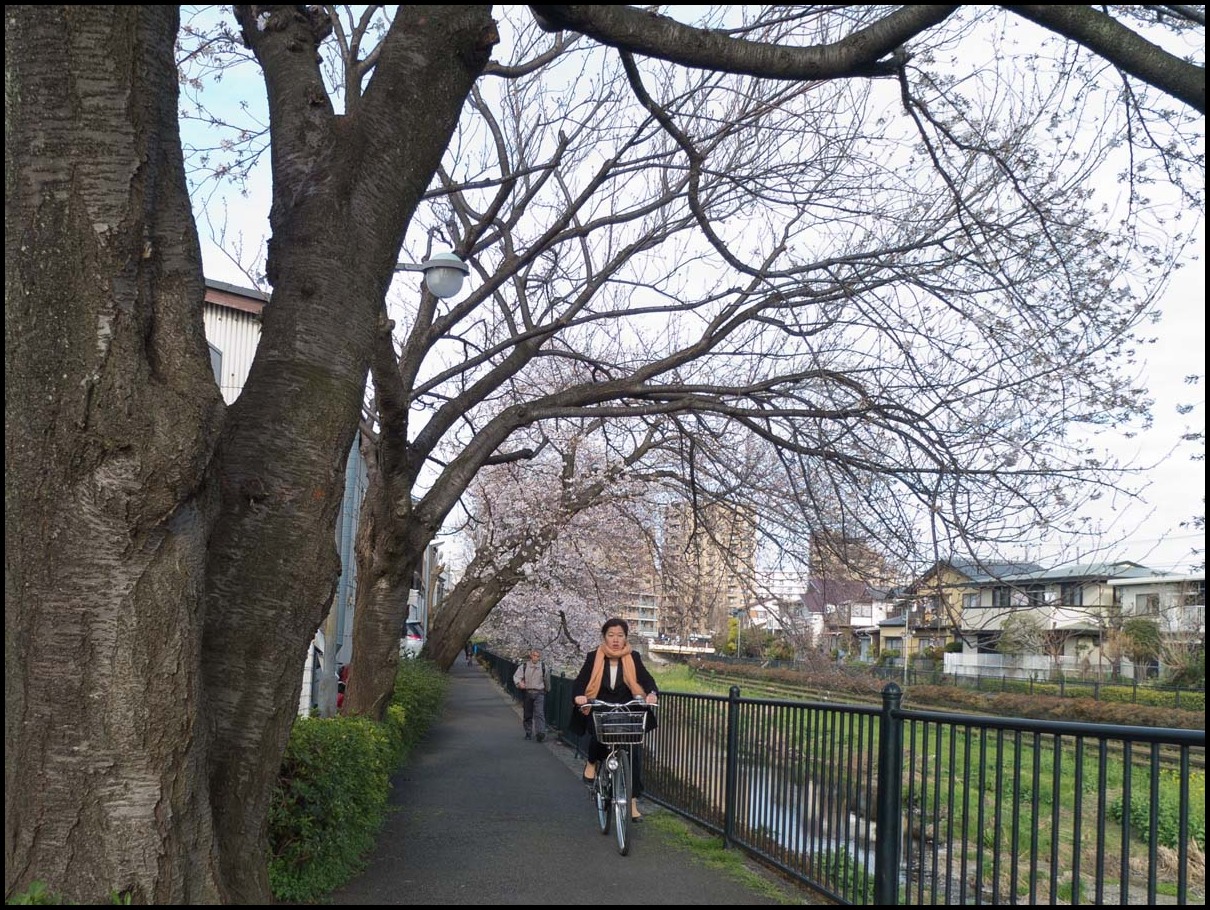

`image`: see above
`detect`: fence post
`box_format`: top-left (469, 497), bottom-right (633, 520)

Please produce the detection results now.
top-left (874, 682), bottom-right (904, 905)
top-left (723, 685), bottom-right (741, 848)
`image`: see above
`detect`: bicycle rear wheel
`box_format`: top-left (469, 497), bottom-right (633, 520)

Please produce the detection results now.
top-left (595, 763), bottom-right (610, 835)
top-left (611, 750), bottom-right (630, 856)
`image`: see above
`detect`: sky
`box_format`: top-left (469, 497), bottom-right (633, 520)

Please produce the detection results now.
top-left (1071, 231), bottom-right (1205, 576)
top-left (183, 8), bottom-right (1206, 577)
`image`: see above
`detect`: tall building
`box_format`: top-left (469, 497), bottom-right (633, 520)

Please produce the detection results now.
top-left (660, 501), bottom-right (757, 636)
top-left (579, 520), bottom-right (663, 639)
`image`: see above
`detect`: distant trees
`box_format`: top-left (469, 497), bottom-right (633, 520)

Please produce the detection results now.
top-left (998, 613), bottom-right (1049, 658)
top-left (449, 427), bottom-right (669, 670)
top-left (1120, 617), bottom-right (1164, 681)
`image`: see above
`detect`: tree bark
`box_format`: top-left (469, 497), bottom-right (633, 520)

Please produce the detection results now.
top-left (199, 6), bottom-right (494, 902)
top-left (426, 554), bottom-right (531, 671)
top-left (7, 4), bottom-right (495, 904)
top-left (341, 455), bottom-right (424, 717)
top-left (5, 7), bottom-right (223, 903)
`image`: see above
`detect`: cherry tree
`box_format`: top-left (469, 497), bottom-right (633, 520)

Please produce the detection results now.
top-left (460, 429), bottom-right (668, 670)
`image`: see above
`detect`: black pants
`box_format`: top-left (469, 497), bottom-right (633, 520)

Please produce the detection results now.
top-left (521, 690), bottom-right (546, 737)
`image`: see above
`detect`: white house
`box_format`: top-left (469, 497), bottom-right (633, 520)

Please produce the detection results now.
top-left (945, 561), bottom-right (1204, 680)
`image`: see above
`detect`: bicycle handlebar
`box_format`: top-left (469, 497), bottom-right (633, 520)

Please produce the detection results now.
top-left (583, 697), bottom-right (657, 709)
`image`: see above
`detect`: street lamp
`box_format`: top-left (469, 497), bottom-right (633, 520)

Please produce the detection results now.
top-left (394, 251), bottom-right (470, 299)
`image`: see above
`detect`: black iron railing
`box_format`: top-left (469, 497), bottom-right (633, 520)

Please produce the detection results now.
top-left (489, 652), bottom-right (1204, 905)
top-left (644, 684), bottom-right (1205, 905)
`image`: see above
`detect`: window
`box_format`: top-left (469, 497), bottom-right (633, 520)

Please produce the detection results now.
top-left (1141, 593), bottom-right (1162, 615)
top-left (1060, 583), bottom-right (1084, 606)
top-left (1184, 580), bottom-right (1206, 606)
top-left (992, 587), bottom-right (1013, 608)
top-left (962, 593), bottom-right (979, 610)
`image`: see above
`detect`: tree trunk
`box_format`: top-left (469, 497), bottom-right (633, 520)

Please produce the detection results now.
top-left (196, 7), bottom-right (494, 901)
top-left (426, 567), bottom-right (515, 671)
top-left (426, 541), bottom-right (549, 671)
top-left (342, 469), bottom-right (419, 717)
top-left (7, 5), bottom-right (495, 904)
top-left (5, 8), bottom-right (223, 903)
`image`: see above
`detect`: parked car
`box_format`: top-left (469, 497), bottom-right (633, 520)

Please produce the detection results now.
top-left (400, 621), bottom-right (424, 658)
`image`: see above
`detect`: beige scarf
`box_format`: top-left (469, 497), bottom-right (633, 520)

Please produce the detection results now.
top-left (585, 640), bottom-right (646, 700)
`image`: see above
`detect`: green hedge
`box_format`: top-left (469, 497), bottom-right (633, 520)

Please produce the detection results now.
top-left (267, 659), bottom-right (448, 902)
top-left (693, 660), bottom-right (1204, 730)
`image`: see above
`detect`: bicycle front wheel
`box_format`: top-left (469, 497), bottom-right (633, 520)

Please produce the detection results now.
top-left (611, 750), bottom-right (631, 856)
top-left (595, 763), bottom-right (610, 835)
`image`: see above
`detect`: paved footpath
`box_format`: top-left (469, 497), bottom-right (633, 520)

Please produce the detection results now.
top-left (328, 658), bottom-right (805, 905)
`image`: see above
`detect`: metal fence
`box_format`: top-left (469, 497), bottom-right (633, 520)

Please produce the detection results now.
top-left (487, 652), bottom-right (1205, 905)
top-left (705, 654), bottom-right (1205, 709)
top-left (644, 685), bottom-right (1204, 905)
top-left (868, 665), bottom-right (1205, 709)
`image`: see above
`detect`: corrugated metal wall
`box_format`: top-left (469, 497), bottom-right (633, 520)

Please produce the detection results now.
top-left (203, 303), bottom-right (261, 404)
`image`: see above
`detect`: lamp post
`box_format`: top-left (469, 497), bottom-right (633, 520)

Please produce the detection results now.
top-left (394, 251), bottom-right (470, 299)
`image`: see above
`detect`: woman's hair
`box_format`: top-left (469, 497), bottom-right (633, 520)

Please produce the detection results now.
top-left (601, 617), bottom-right (629, 637)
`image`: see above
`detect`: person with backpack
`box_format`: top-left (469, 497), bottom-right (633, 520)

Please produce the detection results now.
top-left (512, 648), bottom-right (548, 742)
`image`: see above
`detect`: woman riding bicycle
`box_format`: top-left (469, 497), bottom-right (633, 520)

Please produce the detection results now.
top-left (571, 617), bottom-right (658, 821)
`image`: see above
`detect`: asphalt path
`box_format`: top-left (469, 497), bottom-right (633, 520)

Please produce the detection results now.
top-left (328, 658), bottom-right (794, 905)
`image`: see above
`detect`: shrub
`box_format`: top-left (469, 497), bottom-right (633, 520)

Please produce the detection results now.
top-left (267, 658), bottom-right (448, 902)
top-left (1108, 769), bottom-right (1206, 851)
top-left (6, 881), bottom-right (133, 905)
top-left (267, 714), bottom-right (393, 902)
top-left (6, 882), bottom-right (62, 905)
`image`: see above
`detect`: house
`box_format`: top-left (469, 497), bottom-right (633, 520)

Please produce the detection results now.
top-left (805, 578), bottom-right (893, 659)
top-left (944, 560), bottom-right (1195, 680)
top-left (1108, 573), bottom-right (1206, 636)
top-left (874, 558), bottom-right (1027, 662)
top-left (904, 558), bottom-right (1044, 631)
top-left (743, 571), bottom-right (812, 647)
top-left (1107, 572), bottom-right (1205, 678)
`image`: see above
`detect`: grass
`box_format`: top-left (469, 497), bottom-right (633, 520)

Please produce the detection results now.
top-left (646, 811), bottom-right (820, 905)
top-left (650, 662), bottom-right (728, 695)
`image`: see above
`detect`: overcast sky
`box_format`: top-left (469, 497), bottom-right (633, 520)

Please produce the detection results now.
top-left (184, 9), bottom-right (1205, 576)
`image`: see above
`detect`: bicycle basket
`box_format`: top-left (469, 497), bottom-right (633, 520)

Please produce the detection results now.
top-left (592, 707), bottom-right (649, 745)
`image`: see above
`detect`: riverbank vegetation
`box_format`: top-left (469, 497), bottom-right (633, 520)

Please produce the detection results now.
top-left (654, 659), bottom-right (1205, 730)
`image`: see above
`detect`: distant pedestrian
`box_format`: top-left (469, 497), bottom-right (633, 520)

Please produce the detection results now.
top-left (513, 648), bottom-right (548, 742)
top-left (464, 641), bottom-right (474, 665)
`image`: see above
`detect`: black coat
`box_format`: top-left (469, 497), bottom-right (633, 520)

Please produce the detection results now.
top-left (569, 648), bottom-right (659, 737)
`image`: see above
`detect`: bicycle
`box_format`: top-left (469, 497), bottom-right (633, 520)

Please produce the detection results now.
top-left (584, 698), bottom-right (656, 856)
